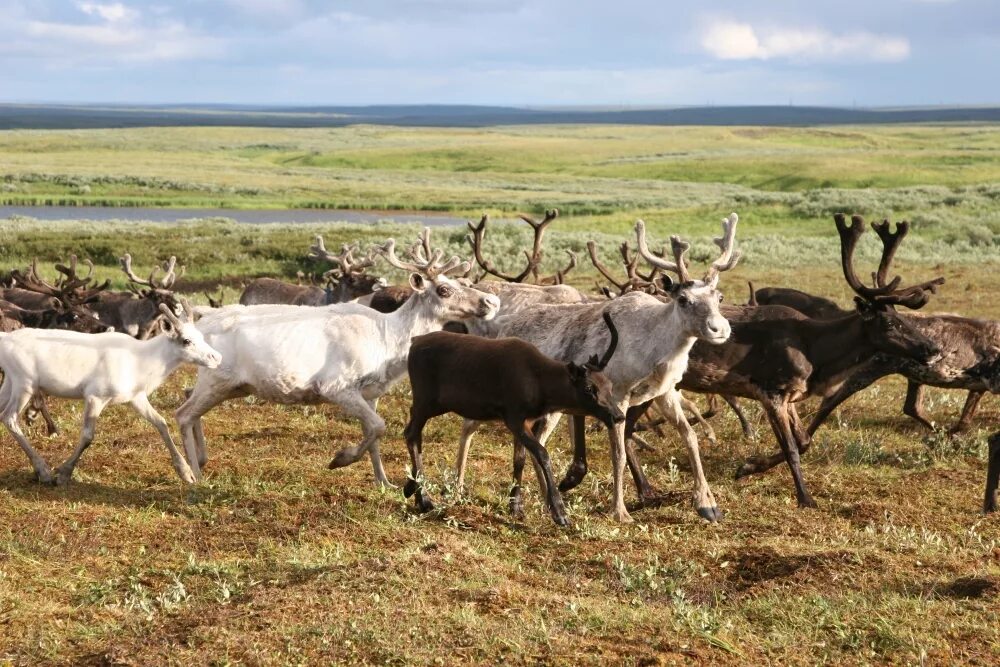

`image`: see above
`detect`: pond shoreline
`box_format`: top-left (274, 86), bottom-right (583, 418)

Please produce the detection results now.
top-left (0, 205), bottom-right (466, 226)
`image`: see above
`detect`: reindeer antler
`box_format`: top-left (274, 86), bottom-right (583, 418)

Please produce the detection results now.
top-left (380, 228), bottom-right (470, 279)
top-left (467, 209), bottom-right (559, 283)
top-left (704, 212), bottom-right (741, 285)
top-left (835, 213), bottom-right (944, 309)
top-left (635, 220), bottom-right (694, 283)
top-left (120, 254), bottom-right (183, 290)
top-left (536, 250), bottom-right (577, 285)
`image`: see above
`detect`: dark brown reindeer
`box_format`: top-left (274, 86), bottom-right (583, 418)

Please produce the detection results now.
top-left (560, 214), bottom-right (945, 509)
top-left (240, 236), bottom-right (385, 306)
top-left (986, 432), bottom-right (1000, 513)
top-left (87, 254), bottom-right (183, 339)
top-left (403, 312), bottom-right (624, 526)
top-left (805, 315), bottom-right (1000, 436)
top-left (751, 277), bottom-right (1000, 436)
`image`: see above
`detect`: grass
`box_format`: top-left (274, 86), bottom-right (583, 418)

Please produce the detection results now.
top-left (1, 123), bottom-right (999, 664)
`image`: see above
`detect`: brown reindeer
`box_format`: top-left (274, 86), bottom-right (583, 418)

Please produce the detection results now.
top-left (85, 254), bottom-right (183, 339)
top-left (752, 283), bottom-right (1000, 436)
top-left (403, 311), bottom-right (624, 525)
top-left (240, 236), bottom-right (385, 306)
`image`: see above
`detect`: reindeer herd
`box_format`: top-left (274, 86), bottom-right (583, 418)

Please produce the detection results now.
top-left (2, 209), bottom-right (1000, 524)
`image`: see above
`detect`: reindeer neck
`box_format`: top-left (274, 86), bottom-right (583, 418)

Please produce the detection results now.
top-left (645, 300), bottom-right (699, 363)
top-left (136, 335), bottom-right (185, 389)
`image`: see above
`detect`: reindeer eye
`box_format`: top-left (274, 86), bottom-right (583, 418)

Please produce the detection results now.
top-left (436, 285), bottom-right (452, 298)
top-left (718, 292), bottom-right (724, 303)
top-left (181, 338), bottom-right (192, 346)
top-left (678, 295), bottom-right (690, 307)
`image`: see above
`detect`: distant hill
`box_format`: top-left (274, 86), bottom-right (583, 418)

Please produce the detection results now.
top-left (2, 103), bottom-right (999, 129)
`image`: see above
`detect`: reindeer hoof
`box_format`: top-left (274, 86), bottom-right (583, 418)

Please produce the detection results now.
top-left (558, 464), bottom-right (587, 492)
top-left (552, 514), bottom-right (570, 527)
top-left (798, 496), bottom-right (819, 509)
top-left (697, 506), bottom-right (725, 523)
top-left (417, 497), bottom-right (435, 513)
top-left (35, 470), bottom-right (54, 485)
top-left (403, 479), bottom-right (418, 498)
top-left (327, 449), bottom-right (357, 469)
top-left (610, 508), bottom-right (634, 524)
top-left (735, 456), bottom-right (769, 479)
top-left (55, 469), bottom-right (73, 486)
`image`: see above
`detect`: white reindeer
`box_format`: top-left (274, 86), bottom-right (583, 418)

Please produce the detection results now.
top-left (0, 302), bottom-right (221, 485)
top-left (175, 231), bottom-right (501, 486)
top-left (455, 214), bottom-right (741, 522)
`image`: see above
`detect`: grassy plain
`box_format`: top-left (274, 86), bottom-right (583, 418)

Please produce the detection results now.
top-left (1, 124), bottom-right (999, 664)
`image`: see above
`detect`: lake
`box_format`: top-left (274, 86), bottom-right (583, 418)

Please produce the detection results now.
top-left (0, 205), bottom-right (466, 226)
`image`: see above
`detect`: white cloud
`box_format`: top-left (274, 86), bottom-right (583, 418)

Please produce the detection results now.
top-left (6, 2), bottom-right (224, 64)
top-left (701, 19), bottom-right (910, 63)
top-left (77, 2), bottom-right (135, 23)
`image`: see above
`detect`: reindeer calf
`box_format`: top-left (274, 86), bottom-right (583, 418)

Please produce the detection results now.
top-left (403, 312), bottom-right (624, 526)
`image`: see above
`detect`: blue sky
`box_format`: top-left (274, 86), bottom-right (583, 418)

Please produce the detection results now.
top-left (1, 0), bottom-right (996, 106)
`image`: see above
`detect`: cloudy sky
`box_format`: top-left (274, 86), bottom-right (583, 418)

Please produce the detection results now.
top-left (1, 0), bottom-right (996, 106)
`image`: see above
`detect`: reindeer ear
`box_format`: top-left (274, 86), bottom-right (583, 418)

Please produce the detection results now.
top-left (854, 296), bottom-right (877, 319)
top-left (408, 273), bottom-right (426, 292)
top-left (567, 362), bottom-right (586, 379)
top-left (585, 354), bottom-right (600, 370)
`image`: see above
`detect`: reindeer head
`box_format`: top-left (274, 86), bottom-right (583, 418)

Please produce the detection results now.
top-left (120, 254), bottom-right (183, 316)
top-left (158, 300), bottom-right (222, 369)
top-left (310, 236), bottom-right (388, 301)
top-left (836, 213), bottom-right (943, 363)
top-left (381, 228), bottom-right (500, 323)
top-left (567, 311), bottom-right (626, 426)
top-left (635, 213), bottom-right (740, 344)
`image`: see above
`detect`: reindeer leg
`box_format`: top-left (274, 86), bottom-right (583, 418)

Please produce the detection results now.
top-left (328, 393), bottom-right (390, 488)
top-left (513, 419), bottom-right (568, 526)
top-left (723, 395), bottom-right (753, 438)
top-left (950, 391), bottom-right (984, 435)
top-left (679, 395), bottom-right (716, 446)
top-left (29, 394), bottom-right (59, 436)
top-left (1, 382), bottom-right (54, 484)
top-left (129, 393), bottom-right (195, 484)
top-left (176, 378), bottom-right (242, 481)
top-left (737, 401), bottom-right (811, 478)
top-left (509, 438), bottom-right (527, 520)
top-left (455, 418), bottom-right (481, 490)
top-left (608, 400), bottom-right (633, 523)
top-left (807, 359), bottom-right (893, 436)
top-left (658, 392), bottom-right (722, 521)
top-left (762, 396), bottom-right (816, 509)
top-left (558, 415), bottom-right (588, 492)
top-left (363, 398), bottom-right (394, 488)
top-left (903, 382), bottom-right (935, 430)
top-left (985, 432), bottom-right (1000, 513)
top-left (55, 396), bottom-right (109, 486)
top-left (402, 412), bottom-right (434, 513)
top-left (701, 394), bottom-right (720, 419)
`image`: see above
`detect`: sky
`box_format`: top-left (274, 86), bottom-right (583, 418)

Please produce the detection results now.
top-left (0, 0), bottom-right (997, 107)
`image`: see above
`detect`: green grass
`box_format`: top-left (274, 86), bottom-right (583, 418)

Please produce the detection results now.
top-left (1, 123), bottom-right (1000, 664)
